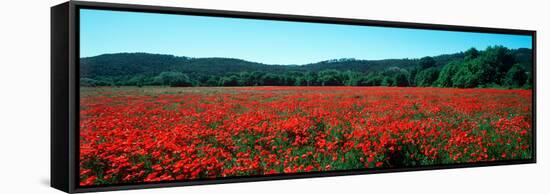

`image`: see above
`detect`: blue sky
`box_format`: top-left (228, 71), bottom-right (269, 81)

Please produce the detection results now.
top-left (80, 9), bottom-right (532, 65)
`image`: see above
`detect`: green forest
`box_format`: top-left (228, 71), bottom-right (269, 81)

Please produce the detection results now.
top-left (80, 46), bottom-right (533, 89)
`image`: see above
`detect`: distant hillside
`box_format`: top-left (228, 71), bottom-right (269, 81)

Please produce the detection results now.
top-left (79, 46), bottom-right (533, 88)
top-left (80, 53), bottom-right (292, 77)
top-left (80, 52), bottom-right (465, 77)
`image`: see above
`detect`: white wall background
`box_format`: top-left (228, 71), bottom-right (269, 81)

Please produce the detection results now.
top-left (0, 0), bottom-right (547, 193)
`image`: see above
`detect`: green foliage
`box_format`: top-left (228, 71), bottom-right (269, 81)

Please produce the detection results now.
top-left (415, 68), bottom-right (439, 87)
top-left (357, 73), bottom-right (383, 86)
top-left (220, 75), bottom-right (240, 86)
top-left (381, 76), bottom-right (393, 86)
top-left (464, 48), bottom-right (480, 61)
top-left (79, 47), bottom-right (532, 89)
top-left (408, 68), bottom-right (419, 86)
top-left (503, 64), bottom-right (527, 88)
top-left (434, 46), bottom-right (528, 88)
top-left (450, 63), bottom-right (476, 88)
top-left (318, 70), bottom-right (344, 86)
top-left (205, 76), bottom-right (220, 86)
top-left (261, 73), bottom-right (282, 86)
top-left (80, 78), bottom-right (113, 86)
top-left (304, 71), bottom-right (318, 86)
top-left (419, 56), bottom-right (436, 69)
top-left (154, 72), bottom-right (196, 87)
top-left (434, 61), bottom-right (459, 87)
top-left (393, 70), bottom-right (410, 87)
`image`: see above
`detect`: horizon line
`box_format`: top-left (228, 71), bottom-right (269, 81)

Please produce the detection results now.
top-left (80, 46), bottom-right (532, 66)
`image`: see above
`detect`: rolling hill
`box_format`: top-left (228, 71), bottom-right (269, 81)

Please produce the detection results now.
top-left (79, 47), bottom-right (533, 88)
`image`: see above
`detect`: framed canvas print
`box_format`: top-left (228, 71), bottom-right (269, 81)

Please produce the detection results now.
top-left (51, 1), bottom-right (536, 193)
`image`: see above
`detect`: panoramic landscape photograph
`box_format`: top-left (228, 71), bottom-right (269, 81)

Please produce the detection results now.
top-left (78, 9), bottom-right (533, 186)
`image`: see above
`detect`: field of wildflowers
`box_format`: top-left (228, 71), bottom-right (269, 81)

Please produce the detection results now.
top-left (79, 86), bottom-right (533, 186)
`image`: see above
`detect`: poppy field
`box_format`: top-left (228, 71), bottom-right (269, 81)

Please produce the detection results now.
top-left (79, 86), bottom-right (533, 186)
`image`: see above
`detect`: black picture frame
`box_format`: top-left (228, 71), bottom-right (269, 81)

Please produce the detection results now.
top-left (51, 1), bottom-right (537, 193)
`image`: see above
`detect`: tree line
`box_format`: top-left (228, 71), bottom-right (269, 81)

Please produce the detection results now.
top-left (80, 46), bottom-right (532, 89)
